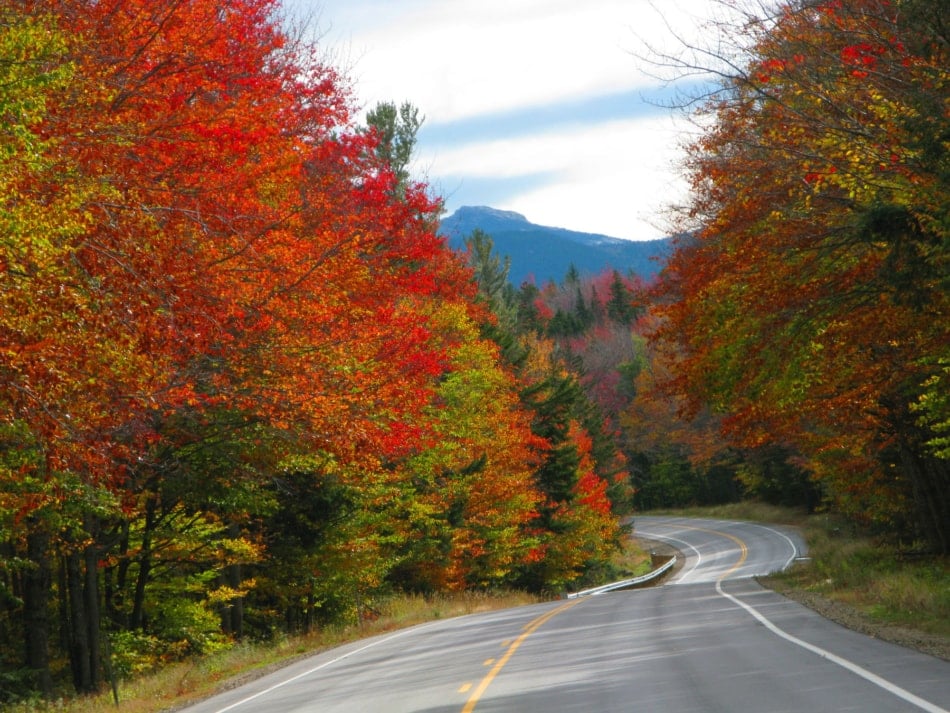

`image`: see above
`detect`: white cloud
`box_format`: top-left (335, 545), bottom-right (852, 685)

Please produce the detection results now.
top-left (315, 0), bottom-right (717, 122)
top-left (425, 115), bottom-right (693, 240)
top-left (286, 0), bottom-right (725, 239)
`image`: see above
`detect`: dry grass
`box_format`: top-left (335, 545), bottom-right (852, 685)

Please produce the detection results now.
top-left (610, 536), bottom-right (654, 577)
top-left (16, 505), bottom-right (944, 710)
top-left (652, 501), bottom-right (809, 527)
top-left (783, 518), bottom-right (949, 638)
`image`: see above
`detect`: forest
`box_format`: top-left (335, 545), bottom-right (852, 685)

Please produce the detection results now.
top-left (0, 0), bottom-right (947, 702)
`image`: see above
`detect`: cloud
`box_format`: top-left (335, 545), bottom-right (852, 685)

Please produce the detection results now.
top-left (314, 0), bottom-right (714, 121)
top-left (288, 0), bottom-right (722, 239)
top-left (423, 112), bottom-right (694, 240)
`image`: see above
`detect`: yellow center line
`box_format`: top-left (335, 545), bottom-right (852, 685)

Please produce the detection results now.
top-left (709, 527), bottom-right (748, 580)
top-left (461, 598), bottom-right (582, 713)
top-left (675, 523), bottom-right (749, 580)
top-left (461, 525), bottom-right (747, 712)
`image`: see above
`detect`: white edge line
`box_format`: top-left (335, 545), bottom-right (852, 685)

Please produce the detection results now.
top-left (208, 621), bottom-right (441, 713)
top-left (753, 522), bottom-right (800, 571)
top-left (641, 520), bottom-right (947, 712)
top-left (716, 580), bottom-right (948, 713)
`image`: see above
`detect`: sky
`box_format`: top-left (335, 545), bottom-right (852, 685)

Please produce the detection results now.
top-left (285, 0), bottom-right (725, 241)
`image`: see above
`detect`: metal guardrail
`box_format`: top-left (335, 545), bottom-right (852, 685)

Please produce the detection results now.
top-left (565, 556), bottom-right (677, 599)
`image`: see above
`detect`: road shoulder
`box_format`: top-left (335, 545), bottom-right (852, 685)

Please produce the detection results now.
top-left (760, 575), bottom-right (950, 662)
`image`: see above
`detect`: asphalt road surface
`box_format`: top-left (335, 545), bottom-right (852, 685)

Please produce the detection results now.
top-left (181, 516), bottom-right (949, 713)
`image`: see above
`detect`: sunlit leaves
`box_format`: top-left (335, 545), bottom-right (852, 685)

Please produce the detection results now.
top-left (394, 302), bottom-right (544, 590)
top-left (1, 0), bottom-right (635, 695)
top-left (655, 0), bottom-right (949, 545)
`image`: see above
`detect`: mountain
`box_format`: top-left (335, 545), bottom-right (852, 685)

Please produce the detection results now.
top-left (439, 206), bottom-right (672, 286)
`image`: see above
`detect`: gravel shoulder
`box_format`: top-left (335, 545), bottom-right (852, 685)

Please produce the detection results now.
top-left (760, 576), bottom-right (950, 662)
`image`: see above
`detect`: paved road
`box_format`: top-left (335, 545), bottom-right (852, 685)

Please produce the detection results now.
top-left (181, 516), bottom-right (950, 713)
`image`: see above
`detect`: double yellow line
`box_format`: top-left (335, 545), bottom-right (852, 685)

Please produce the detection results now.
top-left (461, 524), bottom-right (748, 712)
top-left (702, 525), bottom-right (749, 581)
top-left (460, 598), bottom-right (583, 713)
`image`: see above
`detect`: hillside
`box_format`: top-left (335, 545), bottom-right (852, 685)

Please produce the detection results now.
top-left (439, 206), bottom-right (672, 286)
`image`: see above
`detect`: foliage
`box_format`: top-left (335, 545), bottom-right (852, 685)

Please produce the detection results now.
top-left (463, 240), bottom-right (632, 590)
top-left (652, 0), bottom-right (950, 550)
top-left (912, 357), bottom-right (950, 459)
top-left (391, 302), bottom-right (546, 591)
top-left (364, 100), bottom-right (424, 196)
top-left (0, 0), bottom-right (629, 700)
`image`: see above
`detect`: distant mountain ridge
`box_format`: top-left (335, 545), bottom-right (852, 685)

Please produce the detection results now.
top-left (439, 206), bottom-right (672, 286)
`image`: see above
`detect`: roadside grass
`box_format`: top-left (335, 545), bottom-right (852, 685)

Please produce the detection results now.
top-left (610, 534), bottom-right (654, 578)
top-left (1, 591), bottom-right (540, 713)
top-left (15, 508), bottom-right (946, 710)
top-left (650, 503), bottom-right (950, 640)
top-left (773, 514), bottom-right (950, 639)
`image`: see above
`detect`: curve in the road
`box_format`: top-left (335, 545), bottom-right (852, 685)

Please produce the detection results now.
top-left (634, 516), bottom-right (947, 713)
top-left (633, 515), bottom-right (803, 583)
top-left (180, 516), bottom-right (949, 713)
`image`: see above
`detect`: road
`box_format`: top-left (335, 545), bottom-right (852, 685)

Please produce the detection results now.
top-left (181, 516), bottom-right (950, 713)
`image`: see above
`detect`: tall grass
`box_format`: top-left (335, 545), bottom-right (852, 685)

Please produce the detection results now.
top-left (780, 514), bottom-right (950, 636)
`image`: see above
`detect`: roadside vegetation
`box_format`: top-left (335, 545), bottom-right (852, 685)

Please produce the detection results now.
top-left (0, 536), bottom-right (654, 712)
top-left (6, 505), bottom-right (946, 713)
top-left (2, 0), bottom-right (946, 707)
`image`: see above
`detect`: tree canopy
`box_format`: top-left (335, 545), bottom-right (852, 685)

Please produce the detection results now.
top-left (653, 0), bottom-right (949, 550)
top-left (0, 0), bottom-right (629, 699)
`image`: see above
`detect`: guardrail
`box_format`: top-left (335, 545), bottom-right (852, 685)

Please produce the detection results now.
top-left (565, 556), bottom-right (677, 599)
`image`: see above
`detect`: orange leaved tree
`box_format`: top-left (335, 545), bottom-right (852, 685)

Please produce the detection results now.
top-left (653, 0), bottom-right (948, 550)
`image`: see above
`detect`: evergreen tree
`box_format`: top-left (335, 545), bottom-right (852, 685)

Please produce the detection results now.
top-left (606, 271), bottom-right (638, 324)
top-left (364, 100), bottom-right (423, 195)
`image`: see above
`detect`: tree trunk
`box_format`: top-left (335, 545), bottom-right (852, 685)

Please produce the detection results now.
top-left (65, 549), bottom-right (94, 693)
top-left (883, 397), bottom-right (950, 555)
top-left (109, 519), bottom-right (131, 628)
top-left (901, 442), bottom-right (950, 554)
top-left (221, 523), bottom-right (244, 639)
top-left (23, 524), bottom-right (53, 698)
top-left (130, 496), bottom-right (156, 630)
top-left (83, 515), bottom-right (102, 691)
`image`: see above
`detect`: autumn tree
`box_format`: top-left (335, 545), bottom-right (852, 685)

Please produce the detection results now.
top-left (0, 7), bottom-right (124, 695)
top-left (387, 302), bottom-right (546, 592)
top-left (464, 234), bottom-right (629, 589)
top-left (652, 0), bottom-right (949, 549)
top-left (0, 0), bottom-right (475, 695)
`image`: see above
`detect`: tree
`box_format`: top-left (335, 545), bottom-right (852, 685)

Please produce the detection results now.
top-left (606, 270), bottom-right (640, 325)
top-left (390, 303), bottom-right (545, 591)
top-left (464, 235), bottom-right (629, 590)
top-left (0, 9), bottom-right (111, 696)
top-left (652, 0), bottom-right (949, 549)
top-left (1, 0), bottom-right (472, 695)
top-left (365, 100), bottom-right (424, 195)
